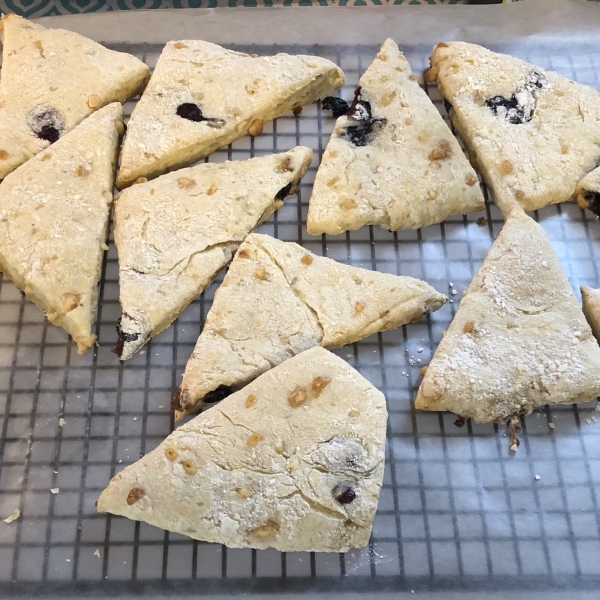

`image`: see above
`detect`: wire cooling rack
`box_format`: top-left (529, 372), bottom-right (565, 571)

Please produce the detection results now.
top-left (1, 41), bottom-right (600, 597)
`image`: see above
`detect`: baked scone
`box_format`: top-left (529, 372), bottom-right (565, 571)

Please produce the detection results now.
top-left (575, 167), bottom-right (600, 216)
top-left (416, 209), bottom-right (600, 423)
top-left (97, 347), bottom-right (387, 552)
top-left (428, 42), bottom-right (600, 216)
top-left (116, 41), bottom-right (344, 188)
top-left (306, 39), bottom-right (484, 236)
top-left (0, 103), bottom-right (124, 353)
top-left (174, 232), bottom-right (446, 419)
top-left (0, 14), bottom-right (149, 181)
top-left (581, 286), bottom-right (600, 342)
top-left (114, 147), bottom-right (313, 360)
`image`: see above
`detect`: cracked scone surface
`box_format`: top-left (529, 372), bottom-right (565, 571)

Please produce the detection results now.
top-left (174, 232), bottom-right (446, 418)
top-left (429, 41), bottom-right (600, 216)
top-left (581, 286), bottom-right (600, 343)
top-left (416, 209), bottom-right (600, 423)
top-left (114, 147), bottom-right (313, 360)
top-left (307, 39), bottom-right (484, 236)
top-left (0, 14), bottom-right (149, 181)
top-left (117, 40), bottom-right (344, 188)
top-left (97, 347), bottom-right (387, 552)
top-left (0, 103), bottom-right (123, 353)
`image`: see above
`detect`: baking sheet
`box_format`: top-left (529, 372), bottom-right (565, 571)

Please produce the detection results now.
top-left (1, 0), bottom-right (600, 597)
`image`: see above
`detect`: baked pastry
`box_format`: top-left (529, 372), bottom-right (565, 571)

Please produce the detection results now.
top-left (116, 41), bottom-right (344, 188)
top-left (0, 103), bottom-right (124, 353)
top-left (114, 147), bottom-right (313, 360)
top-left (575, 167), bottom-right (600, 216)
top-left (0, 14), bottom-right (149, 181)
top-left (306, 39), bottom-right (484, 236)
top-left (416, 209), bottom-right (600, 422)
top-left (428, 42), bottom-right (600, 216)
top-left (97, 347), bottom-right (387, 552)
top-left (174, 232), bottom-right (446, 419)
top-left (581, 286), bottom-right (600, 342)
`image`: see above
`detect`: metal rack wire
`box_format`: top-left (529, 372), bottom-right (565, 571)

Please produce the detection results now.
top-left (0, 42), bottom-right (600, 596)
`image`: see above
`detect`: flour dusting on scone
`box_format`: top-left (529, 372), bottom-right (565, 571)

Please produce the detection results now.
top-left (98, 347), bottom-right (387, 552)
top-left (173, 232), bottom-right (446, 419)
top-left (306, 39), bottom-right (484, 236)
top-left (113, 147), bottom-right (313, 360)
top-left (0, 103), bottom-right (124, 353)
top-left (429, 41), bottom-right (600, 215)
top-left (416, 209), bottom-right (600, 423)
top-left (116, 41), bottom-right (343, 188)
top-left (0, 15), bottom-right (149, 181)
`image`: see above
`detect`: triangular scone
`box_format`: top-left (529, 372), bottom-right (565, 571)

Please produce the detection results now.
top-left (173, 233), bottom-right (446, 419)
top-left (581, 286), bottom-right (600, 343)
top-left (0, 15), bottom-right (149, 180)
top-left (428, 42), bottom-right (600, 216)
top-left (306, 39), bottom-right (484, 236)
top-left (98, 347), bottom-right (387, 552)
top-left (116, 41), bottom-right (344, 188)
top-left (0, 103), bottom-right (124, 353)
top-left (114, 147), bottom-right (313, 360)
top-left (575, 167), bottom-right (600, 216)
top-left (416, 209), bottom-right (600, 423)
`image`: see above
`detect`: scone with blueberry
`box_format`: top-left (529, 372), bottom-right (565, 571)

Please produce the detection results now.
top-left (117, 41), bottom-right (343, 188)
top-left (113, 147), bottom-right (313, 360)
top-left (98, 347), bottom-right (387, 553)
top-left (428, 42), bottom-right (600, 215)
top-left (173, 232), bottom-right (446, 419)
top-left (307, 39), bottom-right (484, 236)
top-left (0, 104), bottom-right (124, 353)
top-left (0, 14), bottom-right (149, 180)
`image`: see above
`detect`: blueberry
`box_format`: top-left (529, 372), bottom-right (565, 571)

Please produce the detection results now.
top-left (583, 190), bottom-right (600, 216)
top-left (322, 97), bottom-right (350, 118)
top-left (27, 107), bottom-right (65, 144)
top-left (176, 103), bottom-right (225, 126)
top-left (343, 118), bottom-right (387, 147)
top-left (203, 385), bottom-right (233, 403)
top-left (333, 483), bottom-right (357, 505)
top-left (177, 103), bottom-right (205, 122)
top-left (275, 182), bottom-right (293, 200)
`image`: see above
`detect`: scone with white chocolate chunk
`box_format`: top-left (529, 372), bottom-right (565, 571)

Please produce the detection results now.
top-left (0, 14), bottom-right (149, 181)
top-left (173, 233), bottom-right (446, 419)
top-left (428, 42), bottom-right (600, 216)
top-left (416, 209), bottom-right (600, 423)
top-left (307, 39), bottom-right (484, 236)
top-left (0, 103), bottom-right (124, 353)
top-left (97, 347), bottom-right (387, 553)
top-left (581, 286), bottom-right (600, 343)
top-left (114, 147), bottom-right (313, 360)
top-left (117, 41), bottom-right (343, 188)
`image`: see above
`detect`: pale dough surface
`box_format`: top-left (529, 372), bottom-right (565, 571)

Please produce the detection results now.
top-left (0, 103), bottom-right (123, 353)
top-left (307, 39), bottom-right (484, 235)
top-left (175, 232), bottom-right (446, 418)
top-left (416, 209), bottom-right (600, 422)
top-left (0, 15), bottom-right (149, 180)
top-left (429, 41), bottom-right (600, 215)
top-left (114, 147), bottom-right (313, 360)
top-left (581, 285), bottom-right (600, 343)
top-left (117, 41), bottom-right (343, 188)
top-left (98, 347), bottom-right (387, 553)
